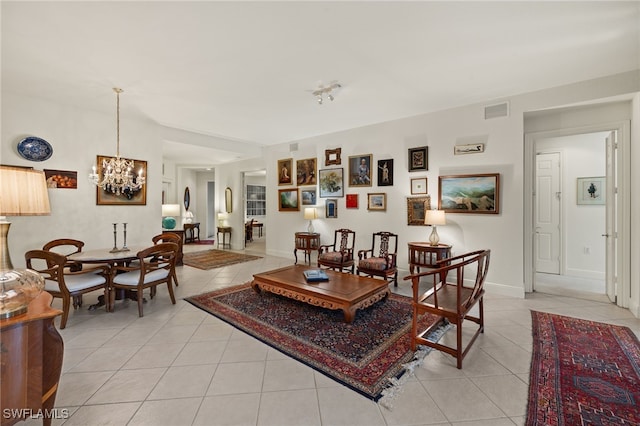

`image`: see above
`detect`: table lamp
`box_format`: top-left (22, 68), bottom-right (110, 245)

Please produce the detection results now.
top-left (0, 165), bottom-right (51, 318)
top-left (217, 212), bottom-right (227, 227)
top-left (183, 210), bottom-right (194, 224)
top-left (161, 204), bottom-right (181, 229)
top-left (304, 207), bottom-right (318, 233)
top-left (424, 210), bottom-right (446, 246)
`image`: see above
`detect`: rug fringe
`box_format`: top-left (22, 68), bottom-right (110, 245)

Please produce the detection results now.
top-left (378, 322), bottom-right (452, 410)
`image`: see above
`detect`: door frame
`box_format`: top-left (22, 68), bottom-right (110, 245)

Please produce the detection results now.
top-left (524, 121), bottom-right (630, 308)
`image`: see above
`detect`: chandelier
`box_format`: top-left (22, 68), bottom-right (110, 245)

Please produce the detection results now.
top-left (89, 88), bottom-right (145, 195)
top-left (312, 82), bottom-right (341, 105)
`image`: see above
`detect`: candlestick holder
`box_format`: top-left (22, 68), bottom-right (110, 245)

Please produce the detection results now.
top-left (109, 223), bottom-right (119, 253)
top-left (121, 223), bottom-right (130, 251)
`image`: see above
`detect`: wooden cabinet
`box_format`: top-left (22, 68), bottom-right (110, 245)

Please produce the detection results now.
top-left (294, 232), bottom-right (320, 265)
top-left (1, 292), bottom-right (64, 426)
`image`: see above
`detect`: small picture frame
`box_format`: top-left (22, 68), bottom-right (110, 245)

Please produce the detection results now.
top-left (278, 188), bottom-right (300, 211)
top-left (325, 148), bottom-right (342, 166)
top-left (408, 146), bottom-right (428, 172)
top-left (301, 188), bottom-right (317, 206)
top-left (377, 159), bottom-right (393, 186)
top-left (577, 176), bottom-right (605, 205)
top-left (346, 194), bottom-right (358, 209)
top-left (407, 196), bottom-right (431, 226)
top-left (296, 158), bottom-right (317, 186)
top-left (44, 169), bottom-right (78, 189)
top-left (454, 143), bottom-right (485, 155)
top-left (348, 154), bottom-right (373, 187)
top-left (319, 168), bottom-right (344, 198)
top-left (410, 177), bottom-right (428, 195)
top-left (367, 193), bottom-right (386, 211)
top-left (325, 199), bottom-right (338, 218)
top-left (278, 158), bottom-right (293, 186)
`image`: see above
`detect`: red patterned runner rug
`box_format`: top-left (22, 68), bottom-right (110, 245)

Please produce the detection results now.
top-left (186, 283), bottom-right (442, 402)
top-left (527, 311), bottom-right (640, 425)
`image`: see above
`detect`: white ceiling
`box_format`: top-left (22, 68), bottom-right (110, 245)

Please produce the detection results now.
top-left (3, 1), bottom-right (639, 168)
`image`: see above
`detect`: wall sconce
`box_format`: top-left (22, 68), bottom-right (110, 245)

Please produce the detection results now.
top-left (161, 204), bottom-right (181, 229)
top-left (424, 210), bottom-right (446, 246)
top-left (0, 165), bottom-right (51, 318)
top-left (304, 207), bottom-right (318, 233)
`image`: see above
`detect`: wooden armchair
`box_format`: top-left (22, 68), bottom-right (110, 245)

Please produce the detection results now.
top-left (356, 231), bottom-right (399, 287)
top-left (25, 250), bottom-right (109, 329)
top-left (109, 242), bottom-right (178, 317)
top-left (318, 228), bottom-right (356, 273)
top-left (403, 249), bottom-right (490, 369)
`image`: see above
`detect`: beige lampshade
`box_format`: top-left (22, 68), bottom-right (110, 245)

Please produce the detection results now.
top-left (304, 208), bottom-right (318, 220)
top-left (161, 204), bottom-right (181, 217)
top-left (424, 210), bottom-right (446, 226)
top-left (0, 166), bottom-right (51, 216)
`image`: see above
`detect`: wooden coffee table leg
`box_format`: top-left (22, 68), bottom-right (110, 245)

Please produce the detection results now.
top-left (251, 280), bottom-right (262, 294)
top-left (343, 307), bottom-right (356, 323)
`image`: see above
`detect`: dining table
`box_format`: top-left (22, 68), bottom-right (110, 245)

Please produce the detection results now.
top-left (67, 246), bottom-right (147, 311)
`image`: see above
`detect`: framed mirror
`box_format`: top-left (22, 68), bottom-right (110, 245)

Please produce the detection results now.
top-left (184, 187), bottom-right (190, 211)
top-left (225, 187), bottom-right (232, 213)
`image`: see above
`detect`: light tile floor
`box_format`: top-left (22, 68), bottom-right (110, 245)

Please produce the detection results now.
top-left (27, 244), bottom-right (640, 426)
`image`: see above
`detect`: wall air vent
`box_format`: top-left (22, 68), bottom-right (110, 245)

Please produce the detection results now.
top-left (484, 102), bottom-right (509, 120)
top-left (289, 143), bottom-right (298, 152)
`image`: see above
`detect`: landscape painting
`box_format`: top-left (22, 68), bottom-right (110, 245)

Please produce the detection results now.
top-left (438, 173), bottom-right (499, 214)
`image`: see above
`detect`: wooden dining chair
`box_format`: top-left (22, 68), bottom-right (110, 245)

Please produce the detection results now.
top-left (109, 242), bottom-right (179, 317)
top-left (318, 228), bottom-right (356, 273)
top-left (356, 231), bottom-right (399, 287)
top-left (25, 250), bottom-right (110, 329)
top-left (152, 232), bottom-right (181, 287)
top-left (403, 249), bottom-right (490, 369)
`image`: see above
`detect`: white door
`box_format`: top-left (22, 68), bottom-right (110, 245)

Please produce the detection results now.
top-left (605, 131), bottom-right (617, 302)
top-left (535, 152), bottom-right (561, 274)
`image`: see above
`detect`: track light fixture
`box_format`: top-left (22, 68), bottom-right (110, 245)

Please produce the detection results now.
top-left (312, 82), bottom-right (341, 105)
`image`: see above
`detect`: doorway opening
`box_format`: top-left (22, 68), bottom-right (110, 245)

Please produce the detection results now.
top-left (243, 170), bottom-right (267, 255)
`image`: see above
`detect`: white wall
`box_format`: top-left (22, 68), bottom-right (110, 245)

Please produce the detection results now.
top-left (537, 133), bottom-right (608, 279)
top-left (212, 71), bottom-right (639, 300)
top-left (1, 92), bottom-right (163, 268)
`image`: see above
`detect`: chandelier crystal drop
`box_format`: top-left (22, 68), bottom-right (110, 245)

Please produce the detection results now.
top-left (89, 88), bottom-right (145, 195)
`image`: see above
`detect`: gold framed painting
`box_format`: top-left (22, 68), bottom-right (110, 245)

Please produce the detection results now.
top-left (296, 158), bottom-right (317, 186)
top-left (406, 196), bottom-right (431, 225)
top-left (95, 155), bottom-right (147, 205)
top-left (278, 158), bottom-right (294, 186)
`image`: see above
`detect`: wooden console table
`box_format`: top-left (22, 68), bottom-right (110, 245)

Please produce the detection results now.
top-left (408, 242), bottom-right (452, 274)
top-left (217, 226), bottom-right (232, 249)
top-left (294, 232), bottom-right (320, 265)
top-left (1, 292), bottom-right (64, 426)
top-left (183, 222), bottom-right (200, 243)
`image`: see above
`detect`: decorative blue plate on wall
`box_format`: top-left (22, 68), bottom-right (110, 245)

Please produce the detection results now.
top-left (17, 136), bottom-right (53, 161)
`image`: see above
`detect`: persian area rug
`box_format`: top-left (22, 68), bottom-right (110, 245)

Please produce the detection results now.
top-left (527, 311), bottom-right (640, 425)
top-left (185, 283), bottom-right (442, 402)
top-left (183, 249), bottom-right (261, 270)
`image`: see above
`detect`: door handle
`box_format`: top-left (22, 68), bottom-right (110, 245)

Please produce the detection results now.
top-left (602, 234), bottom-right (610, 237)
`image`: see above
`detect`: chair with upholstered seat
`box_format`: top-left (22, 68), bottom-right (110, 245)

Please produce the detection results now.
top-left (152, 232), bottom-right (181, 287)
top-left (109, 242), bottom-right (179, 317)
top-left (404, 249), bottom-right (490, 369)
top-left (318, 228), bottom-right (356, 273)
top-left (25, 250), bottom-right (110, 329)
top-left (356, 231), bottom-right (398, 286)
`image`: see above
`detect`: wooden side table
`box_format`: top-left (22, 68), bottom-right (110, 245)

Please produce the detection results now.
top-left (218, 226), bottom-right (232, 249)
top-left (407, 242), bottom-right (452, 274)
top-left (183, 222), bottom-right (200, 243)
top-left (294, 232), bottom-right (320, 265)
top-left (1, 292), bottom-right (64, 426)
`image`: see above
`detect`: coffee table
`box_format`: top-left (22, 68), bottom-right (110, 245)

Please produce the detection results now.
top-left (251, 265), bottom-right (390, 323)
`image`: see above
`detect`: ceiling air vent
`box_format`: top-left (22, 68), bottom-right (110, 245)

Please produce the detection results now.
top-left (484, 102), bottom-right (509, 120)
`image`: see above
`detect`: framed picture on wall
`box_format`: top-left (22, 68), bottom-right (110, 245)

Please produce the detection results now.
top-left (377, 159), bottom-right (393, 186)
top-left (296, 158), bottom-right (317, 186)
top-left (348, 154), bottom-right (373, 187)
top-left (406, 196), bottom-right (431, 226)
top-left (325, 199), bottom-right (338, 218)
top-left (408, 146), bottom-right (428, 171)
top-left (96, 155), bottom-right (147, 205)
top-left (438, 173), bottom-right (499, 214)
top-left (577, 176), bottom-right (605, 205)
top-left (278, 188), bottom-right (300, 211)
top-left (325, 148), bottom-right (342, 166)
top-left (301, 188), bottom-right (317, 205)
top-left (319, 168), bottom-right (344, 197)
top-left (346, 194), bottom-right (358, 209)
top-left (367, 193), bottom-right (386, 211)
top-left (278, 158), bottom-right (293, 185)
top-left (410, 177), bottom-right (427, 194)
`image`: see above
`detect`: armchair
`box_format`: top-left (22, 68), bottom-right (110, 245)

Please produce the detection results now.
top-left (356, 231), bottom-right (398, 286)
top-left (109, 242), bottom-right (178, 317)
top-left (318, 228), bottom-right (356, 273)
top-left (403, 249), bottom-right (490, 369)
top-left (25, 250), bottom-right (109, 329)
top-left (152, 232), bottom-right (182, 287)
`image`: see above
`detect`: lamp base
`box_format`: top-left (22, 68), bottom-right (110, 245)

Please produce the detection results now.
top-left (307, 221), bottom-right (314, 234)
top-left (428, 226), bottom-right (440, 246)
top-left (162, 217), bottom-right (177, 230)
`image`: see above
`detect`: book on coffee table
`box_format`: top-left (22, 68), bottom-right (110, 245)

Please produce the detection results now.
top-left (303, 269), bottom-right (329, 283)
